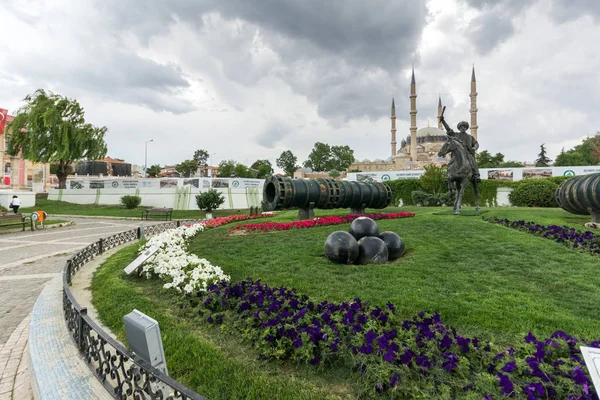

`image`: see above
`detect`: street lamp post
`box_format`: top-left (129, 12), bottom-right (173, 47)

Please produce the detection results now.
top-left (144, 139), bottom-right (154, 178)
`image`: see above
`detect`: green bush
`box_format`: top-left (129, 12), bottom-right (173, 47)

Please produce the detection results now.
top-left (509, 178), bottom-right (559, 207)
top-left (387, 179), bottom-right (423, 206)
top-left (196, 189), bottom-right (225, 212)
top-left (120, 195), bottom-right (142, 209)
top-left (420, 165), bottom-right (448, 194)
top-left (411, 190), bottom-right (453, 206)
top-left (461, 180), bottom-right (516, 207)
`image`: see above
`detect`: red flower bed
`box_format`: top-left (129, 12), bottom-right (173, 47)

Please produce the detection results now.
top-left (229, 212), bottom-right (415, 232)
top-left (200, 213), bottom-right (274, 229)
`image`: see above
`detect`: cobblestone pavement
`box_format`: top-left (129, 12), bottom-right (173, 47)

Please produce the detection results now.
top-left (0, 217), bottom-right (162, 400)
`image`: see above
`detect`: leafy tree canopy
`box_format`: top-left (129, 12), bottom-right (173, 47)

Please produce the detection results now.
top-left (7, 89), bottom-right (107, 188)
top-left (175, 159), bottom-right (199, 178)
top-left (276, 150), bottom-right (299, 177)
top-left (476, 150), bottom-right (524, 168)
top-left (554, 133), bottom-right (600, 166)
top-left (303, 142), bottom-right (355, 172)
top-left (193, 149), bottom-right (210, 166)
top-left (146, 164), bottom-right (161, 177)
top-left (250, 159), bottom-right (274, 179)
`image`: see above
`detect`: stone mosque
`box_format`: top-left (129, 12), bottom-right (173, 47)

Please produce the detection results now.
top-left (349, 67), bottom-right (479, 171)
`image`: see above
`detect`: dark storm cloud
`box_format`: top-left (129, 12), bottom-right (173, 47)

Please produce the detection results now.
top-left (462, 0), bottom-right (530, 54)
top-left (97, 0), bottom-right (428, 121)
top-left (463, 0), bottom-right (600, 54)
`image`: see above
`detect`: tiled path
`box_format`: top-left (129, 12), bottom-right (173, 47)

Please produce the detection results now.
top-left (0, 218), bottom-right (159, 400)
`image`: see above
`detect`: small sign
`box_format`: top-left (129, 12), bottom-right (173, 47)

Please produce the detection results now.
top-left (124, 246), bottom-right (159, 275)
top-left (581, 346), bottom-right (600, 395)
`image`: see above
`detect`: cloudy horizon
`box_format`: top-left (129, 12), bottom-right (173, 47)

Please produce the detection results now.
top-left (1, 0), bottom-right (599, 170)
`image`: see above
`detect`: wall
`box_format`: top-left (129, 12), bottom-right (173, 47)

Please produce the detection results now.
top-left (47, 177), bottom-right (265, 210)
top-left (347, 166), bottom-right (600, 183)
top-left (0, 191), bottom-right (36, 209)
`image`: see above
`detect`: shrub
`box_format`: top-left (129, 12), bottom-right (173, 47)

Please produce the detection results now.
top-left (196, 189), bottom-right (225, 212)
top-left (419, 164), bottom-right (448, 194)
top-left (411, 190), bottom-right (453, 206)
top-left (387, 179), bottom-right (423, 206)
top-left (461, 180), bottom-right (517, 207)
top-left (120, 195), bottom-right (142, 209)
top-left (509, 178), bottom-right (559, 207)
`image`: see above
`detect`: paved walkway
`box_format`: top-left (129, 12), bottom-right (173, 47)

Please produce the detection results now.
top-left (0, 217), bottom-right (160, 400)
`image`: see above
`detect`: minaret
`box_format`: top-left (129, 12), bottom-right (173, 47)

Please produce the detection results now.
top-left (390, 98), bottom-right (397, 156)
top-left (437, 95), bottom-right (443, 130)
top-left (470, 65), bottom-right (478, 141)
top-left (409, 66), bottom-right (417, 162)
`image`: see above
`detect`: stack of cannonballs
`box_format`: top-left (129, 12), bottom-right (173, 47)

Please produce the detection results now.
top-left (324, 217), bottom-right (406, 265)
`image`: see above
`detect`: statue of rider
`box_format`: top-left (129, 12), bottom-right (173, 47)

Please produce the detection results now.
top-left (439, 115), bottom-right (481, 183)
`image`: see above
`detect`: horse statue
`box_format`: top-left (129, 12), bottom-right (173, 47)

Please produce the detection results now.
top-left (438, 135), bottom-right (480, 214)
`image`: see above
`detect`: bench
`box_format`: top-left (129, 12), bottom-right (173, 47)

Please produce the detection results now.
top-left (0, 214), bottom-right (32, 231)
top-left (141, 208), bottom-right (173, 221)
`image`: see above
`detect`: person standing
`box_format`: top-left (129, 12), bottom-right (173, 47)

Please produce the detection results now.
top-left (9, 195), bottom-right (21, 214)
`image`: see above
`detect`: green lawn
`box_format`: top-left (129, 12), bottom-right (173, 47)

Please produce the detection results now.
top-left (21, 198), bottom-right (250, 219)
top-left (188, 207), bottom-right (599, 343)
top-left (91, 206), bottom-right (600, 399)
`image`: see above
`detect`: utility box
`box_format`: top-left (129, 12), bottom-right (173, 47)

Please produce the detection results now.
top-left (123, 310), bottom-right (168, 375)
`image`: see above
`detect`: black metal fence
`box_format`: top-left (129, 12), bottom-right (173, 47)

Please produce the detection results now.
top-left (62, 220), bottom-right (207, 400)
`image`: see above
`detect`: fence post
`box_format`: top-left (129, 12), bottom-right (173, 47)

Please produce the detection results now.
top-left (78, 308), bottom-right (88, 350)
top-left (98, 239), bottom-right (103, 254)
top-left (66, 260), bottom-right (73, 285)
top-left (176, 221), bottom-right (181, 228)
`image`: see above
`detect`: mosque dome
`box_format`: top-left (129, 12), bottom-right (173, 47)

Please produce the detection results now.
top-left (416, 127), bottom-right (445, 138)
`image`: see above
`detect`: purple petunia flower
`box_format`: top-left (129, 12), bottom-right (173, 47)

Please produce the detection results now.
top-left (390, 373), bottom-right (400, 388)
top-left (498, 373), bottom-right (514, 396)
top-left (440, 334), bottom-right (453, 350)
top-left (502, 361), bottom-right (516, 372)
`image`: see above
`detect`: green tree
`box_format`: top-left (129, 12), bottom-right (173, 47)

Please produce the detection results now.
top-left (7, 89), bottom-right (107, 189)
top-left (234, 163), bottom-right (250, 178)
top-left (276, 150), bottom-right (299, 176)
top-left (193, 149), bottom-right (210, 166)
top-left (195, 189), bottom-right (225, 212)
top-left (499, 160), bottom-right (525, 168)
top-left (49, 163), bottom-right (74, 175)
top-left (419, 164), bottom-right (448, 194)
top-left (175, 159), bottom-right (199, 178)
top-left (250, 159), bottom-right (274, 179)
top-left (217, 160), bottom-right (236, 177)
top-left (328, 169), bottom-right (341, 178)
top-left (535, 143), bottom-right (552, 167)
top-left (554, 148), bottom-right (587, 166)
top-left (303, 142), bottom-right (332, 171)
top-left (146, 164), bottom-right (161, 177)
top-left (328, 145), bottom-right (355, 171)
top-left (476, 150), bottom-right (505, 168)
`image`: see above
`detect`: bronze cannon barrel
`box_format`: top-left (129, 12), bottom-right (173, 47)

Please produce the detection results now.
top-left (555, 173), bottom-right (600, 215)
top-left (262, 176), bottom-right (392, 211)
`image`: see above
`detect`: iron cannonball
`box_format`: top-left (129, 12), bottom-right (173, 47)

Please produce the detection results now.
top-left (379, 231), bottom-right (406, 260)
top-left (324, 231), bottom-right (359, 264)
top-left (357, 236), bottom-right (389, 264)
top-left (349, 217), bottom-right (380, 240)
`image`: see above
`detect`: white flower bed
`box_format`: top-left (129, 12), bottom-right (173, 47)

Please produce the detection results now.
top-left (139, 223), bottom-right (230, 294)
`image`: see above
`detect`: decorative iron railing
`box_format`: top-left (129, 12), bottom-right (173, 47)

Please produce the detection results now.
top-left (62, 221), bottom-right (207, 400)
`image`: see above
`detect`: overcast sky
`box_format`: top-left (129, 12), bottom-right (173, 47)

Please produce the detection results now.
top-left (1, 0), bottom-right (599, 170)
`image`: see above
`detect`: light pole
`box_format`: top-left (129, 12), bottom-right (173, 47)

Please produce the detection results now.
top-left (144, 139), bottom-right (154, 178)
